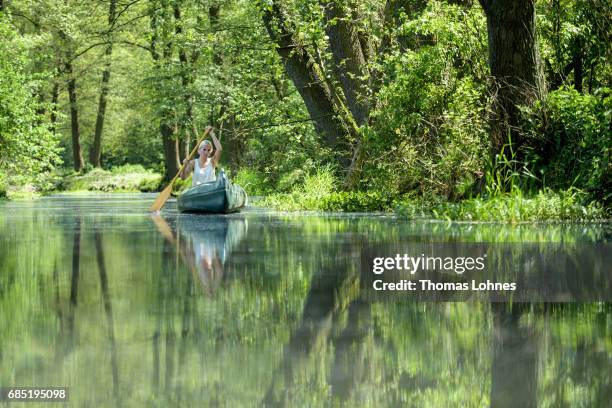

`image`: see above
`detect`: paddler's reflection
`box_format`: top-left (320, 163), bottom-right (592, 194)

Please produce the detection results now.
top-left (177, 216), bottom-right (247, 294)
top-left (151, 214), bottom-right (248, 295)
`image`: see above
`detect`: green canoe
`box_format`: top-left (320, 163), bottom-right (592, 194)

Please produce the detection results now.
top-left (177, 170), bottom-right (247, 213)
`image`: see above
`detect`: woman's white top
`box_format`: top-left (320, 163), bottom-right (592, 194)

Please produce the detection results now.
top-left (192, 158), bottom-right (216, 186)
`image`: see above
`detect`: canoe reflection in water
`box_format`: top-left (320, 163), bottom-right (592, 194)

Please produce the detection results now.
top-left (151, 214), bottom-right (248, 295)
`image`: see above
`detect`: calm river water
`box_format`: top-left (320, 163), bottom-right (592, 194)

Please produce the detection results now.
top-left (0, 194), bottom-right (610, 407)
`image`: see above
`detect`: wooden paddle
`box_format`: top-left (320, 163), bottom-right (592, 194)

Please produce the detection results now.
top-left (149, 127), bottom-right (212, 212)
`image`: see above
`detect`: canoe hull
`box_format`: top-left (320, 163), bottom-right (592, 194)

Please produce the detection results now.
top-left (177, 171), bottom-right (247, 213)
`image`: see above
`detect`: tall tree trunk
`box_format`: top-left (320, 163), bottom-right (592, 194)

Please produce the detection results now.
top-left (479, 0), bottom-right (545, 155)
top-left (208, 5), bottom-right (222, 66)
top-left (571, 38), bottom-right (583, 93)
top-left (50, 82), bottom-right (60, 134)
top-left (150, 0), bottom-right (180, 181)
top-left (208, 4), bottom-right (239, 163)
top-left (90, 0), bottom-right (118, 167)
top-left (208, 4), bottom-right (226, 131)
top-left (174, 1), bottom-right (198, 160)
top-left (65, 61), bottom-right (85, 172)
top-left (160, 117), bottom-right (179, 181)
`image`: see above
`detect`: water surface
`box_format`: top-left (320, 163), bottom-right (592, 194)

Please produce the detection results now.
top-left (0, 194), bottom-right (610, 407)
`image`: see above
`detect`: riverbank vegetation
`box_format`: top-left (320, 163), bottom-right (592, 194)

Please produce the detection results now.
top-left (0, 0), bottom-right (609, 220)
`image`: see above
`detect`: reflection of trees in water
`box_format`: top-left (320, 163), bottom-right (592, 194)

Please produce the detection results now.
top-left (49, 217), bottom-right (122, 405)
top-left (93, 231), bottom-right (121, 406)
top-left (66, 215), bottom-right (82, 352)
top-left (491, 303), bottom-right (609, 407)
top-left (22, 212), bottom-right (606, 406)
top-left (263, 242), bottom-right (371, 406)
top-left (490, 303), bottom-right (538, 408)
top-left (330, 299), bottom-right (372, 401)
top-left (259, 229), bottom-right (610, 407)
top-left (150, 214), bottom-right (250, 405)
top-left (539, 303), bottom-right (612, 407)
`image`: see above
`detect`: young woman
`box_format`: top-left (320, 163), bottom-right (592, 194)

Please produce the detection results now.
top-left (180, 126), bottom-right (222, 186)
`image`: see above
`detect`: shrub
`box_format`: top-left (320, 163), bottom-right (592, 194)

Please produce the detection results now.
top-left (138, 177), bottom-right (162, 192)
top-left (277, 169), bottom-right (305, 192)
top-left (60, 165), bottom-right (162, 192)
top-left (396, 187), bottom-right (606, 222)
top-left (362, 2), bottom-right (489, 198)
top-left (320, 192), bottom-right (395, 212)
top-left (261, 166), bottom-right (398, 212)
top-left (173, 176), bottom-right (191, 193)
top-left (233, 168), bottom-right (273, 196)
top-left (301, 166), bottom-right (336, 198)
top-left (521, 87), bottom-right (612, 205)
top-left (0, 175), bottom-right (6, 199)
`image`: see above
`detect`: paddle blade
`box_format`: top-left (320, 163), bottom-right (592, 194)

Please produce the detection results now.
top-left (149, 182), bottom-right (174, 212)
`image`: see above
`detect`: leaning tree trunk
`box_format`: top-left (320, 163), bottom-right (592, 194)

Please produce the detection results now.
top-left (65, 61), bottom-right (85, 172)
top-left (320, 0), bottom-right (371, 126)
top-left (479, 0), bottom-right (545, 155)
top-left (261, 0), bottom-right (348, 152)
top-left (90, 0), bottom-right (118, 167)
top-left (319, 0), bottom-right (375, 187)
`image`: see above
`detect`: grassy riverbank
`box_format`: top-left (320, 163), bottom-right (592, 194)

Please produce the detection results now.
top-left (260, 188), bottom-right (607, 222)
top-left (1, 165), bottom-right (162, 198)
top-left (256, 168), bottom-right (608, 222)
top-left (59, 165), bottom-right (162, 192)
top-left (2, 165), bottom-right (607, 222)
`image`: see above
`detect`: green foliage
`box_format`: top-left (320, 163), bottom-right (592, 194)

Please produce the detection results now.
top-left (60, 165), bottom-right (161, 192)
top-left (481, 135), bottom-right (541, 196)
top-left (364, 2), bottom-right (489, 198)
top-left (0, 17), bottom-right (61, 179)
top-left (262, 166), bottom-right (396, 212)
top-left (262, 166), bottom-right (336, 210)
top-left (521, 87), bottom-right (612, 204)
top-left (319, 191), bottom-right (395, 212)
top-left (172, 175), bottom-right (191, 193)
top-left (233, 168), bottom-right (273, 196)
top-left (102, 113), bottom-right (164, 171)
top-left (0, 174), bottom-right (6, 198)
top-left (276, 168), bottom-right (306, 192)
top-left (1, 0), bottom-right (609, 221)
top-left (537, 0), bottom-right (611, 92)
top-left (396, 187), bottom-right (606, 222)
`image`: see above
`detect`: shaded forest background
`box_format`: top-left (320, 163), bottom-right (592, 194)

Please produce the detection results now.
top-left (0, 0), bottom-right (610, 207)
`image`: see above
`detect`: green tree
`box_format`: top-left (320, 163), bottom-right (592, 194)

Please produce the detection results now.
top-left (0, 15), bottom-right (61, 183)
